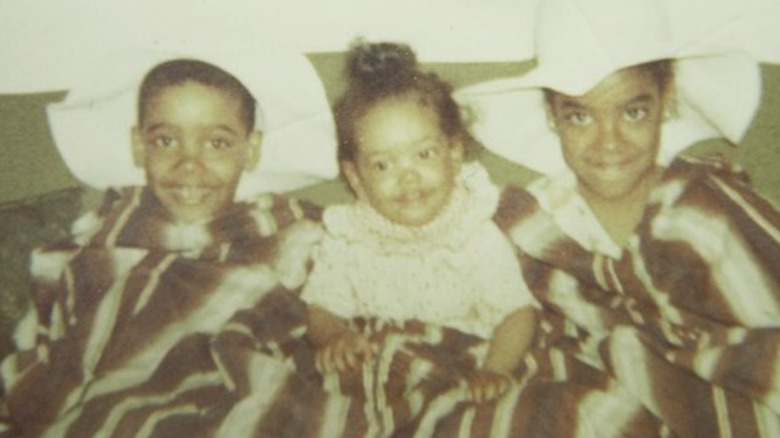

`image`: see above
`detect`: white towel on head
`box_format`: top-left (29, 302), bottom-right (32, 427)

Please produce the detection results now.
top-left (454, 0), bottom-right (763, 176)
top-left (47, 47), bottom-right (339, 198)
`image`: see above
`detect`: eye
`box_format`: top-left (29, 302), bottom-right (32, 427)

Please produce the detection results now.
top-left (625, 107), bottom-right (648, 121)
top-left (566, 111), bottom-right (592, 126)
top-left (372, 160), bottom-right (390, 171)
top-left (151, 136), bottom-right (177, 149)
top-left (418, 147), bottom-right (438, 159)
top-left (208, 138), bottom-right (233, 150)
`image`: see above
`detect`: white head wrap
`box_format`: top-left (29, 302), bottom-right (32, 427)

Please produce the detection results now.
top-left (455, 0), bottom-right (762, 175)
top-left (47, 47), bottom-right (339, 198)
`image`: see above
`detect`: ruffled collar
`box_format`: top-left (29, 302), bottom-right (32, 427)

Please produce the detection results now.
top-left (323, 162), bottom-right (499, 255)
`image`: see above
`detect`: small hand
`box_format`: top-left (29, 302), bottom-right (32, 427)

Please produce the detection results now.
top-left (316, 331), bottom-right (373, 374)
top-left (467, 369), bottom-right (515, 403)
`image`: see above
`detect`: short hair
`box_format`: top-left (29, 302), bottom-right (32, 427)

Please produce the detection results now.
top-left (334, 41), bottom-right (470, 163)
top-left (543, 59), bottom-right (675, 106)
top-left (137, 59), bottom-right (257, 132)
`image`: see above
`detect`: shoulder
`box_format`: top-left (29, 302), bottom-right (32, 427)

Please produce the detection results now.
top-left (667, 154), bottom-right (751, 186)
top-left (493, 183), bottom-right (542, 232)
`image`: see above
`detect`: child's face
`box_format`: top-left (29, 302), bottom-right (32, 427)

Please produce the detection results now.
top-left (131, 81), bottom-right (261, 224)
top-left (546, 66), bottom-right (665, 203)
top-left (344, 97), bottom-right (463, 227)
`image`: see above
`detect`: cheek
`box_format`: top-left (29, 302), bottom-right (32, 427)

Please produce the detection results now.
top-left (364, 176), bottom-right (395, 203)
top-left (625, 124), bottom-right (661, 152)
top-left (208, 157), bottom-right (248, 181)
top-left (559, 132), bottom-right (590, 159)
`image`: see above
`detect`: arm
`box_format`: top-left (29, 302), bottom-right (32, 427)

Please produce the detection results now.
top-left (307, 305), bottom-right (372, 373)
top-left (483, 306), bottom-right (537, 374)
top-left (469, 306), bottom-right (537, 403)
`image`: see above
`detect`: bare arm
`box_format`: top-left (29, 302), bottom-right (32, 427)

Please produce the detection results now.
top-left (307, 304), bottom-right (352, 347)
top-left (482, 305), bottom-right (537, 374)
top-left (307, 304), bottom-right (372, 373)
top-left (468, 306), bottom-right (537, 403)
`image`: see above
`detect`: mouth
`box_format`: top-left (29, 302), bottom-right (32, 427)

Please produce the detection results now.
top-left (168, 185), bottom-right (214, 205)
top-left (397, 190), bottom-right (428, 206)
top-left (591, 156), bottom-right (636, 174)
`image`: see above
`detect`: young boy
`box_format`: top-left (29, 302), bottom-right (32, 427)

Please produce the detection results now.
top-left (0, 57), bottom-right (322, 437)
top-left (130, 59), bottom-right (262, 226)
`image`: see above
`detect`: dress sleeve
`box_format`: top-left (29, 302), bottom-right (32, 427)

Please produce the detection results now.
top-left (300, 234), bottom-right (360, 320)
top-left (463, 223), bottom-right (539, 329)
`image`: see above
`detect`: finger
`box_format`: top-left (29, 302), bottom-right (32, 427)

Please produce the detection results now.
top-left (334, 347), bottom-right (348, 373)
top-left (344, 349), bottom-right (358, 370)
top-left (484, 382), bottom-right (498, 401)
top-left (316, 347), bottom-right (331, 374)
top-left (470, 383), bottom-right (484, 403)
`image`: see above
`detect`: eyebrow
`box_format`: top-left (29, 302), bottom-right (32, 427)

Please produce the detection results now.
top-left (556, 93), bottom-right (656, 111)
top-left (142, 123), bottom-right (242, 136)
top-left (360, 134), bottom-right (441, 156)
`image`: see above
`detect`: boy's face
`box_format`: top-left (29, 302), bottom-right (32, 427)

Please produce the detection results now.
top-left (343, 97), bottom-right (463, 227)
top-left (546, 66), bottom-right (667, 204)
top-left (132, 81), bottom-right (261, 224)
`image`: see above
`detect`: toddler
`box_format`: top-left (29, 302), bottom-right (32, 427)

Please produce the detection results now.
top-left (302, 41), bottom-right (537, 403)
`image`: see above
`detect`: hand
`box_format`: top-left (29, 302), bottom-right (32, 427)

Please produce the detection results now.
top-left (467, 369), bottom-right (515, 403)
top-left (316, 331), bottom-right (373, 374)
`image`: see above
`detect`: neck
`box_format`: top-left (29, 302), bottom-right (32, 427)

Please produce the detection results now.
top-left (579, 166), bottom-right (663, 247)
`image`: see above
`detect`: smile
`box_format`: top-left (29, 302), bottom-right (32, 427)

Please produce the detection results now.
top-left (591, 156), bottom-right (636, 173)
top-left (397, 191), bottom-right (428, 205)
top-left (170, 185), bottom-right (213, 205)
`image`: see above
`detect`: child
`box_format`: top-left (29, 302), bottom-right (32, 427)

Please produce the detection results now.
top-left (130, 58), bottom-right (262, 226)
top-left (302, 41), bottom-right (537, 403)
top-left (0, 56), bottom-right (323, 436)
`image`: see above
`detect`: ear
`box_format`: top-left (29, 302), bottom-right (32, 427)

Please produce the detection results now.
top-left (130, 126), bottom-right (145, 168)
top-left (342, 160), bottom-right (368, 200)
top-left (244, 130), bottom-right (263, 171)
top-left (449, 137), bottom-right (465, 172)
top-left (543, 99), bottom-right (559, 133)
top-left (661, 79), bottom-right (679, 121)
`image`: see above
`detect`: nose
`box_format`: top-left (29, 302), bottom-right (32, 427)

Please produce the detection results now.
top-left (595, 117), bottom-right (623, 151)
top-left (398, 161), bottom-right (421, 186)
top-left (176, 140), bottom-right (206, 171)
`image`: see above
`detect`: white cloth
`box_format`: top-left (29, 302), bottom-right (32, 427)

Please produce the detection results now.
top-left (46, 48), bottom-right (339, 197)
top-left (454, 0), bottom-right (762, 176)
top-left (301, 162), bottom-right (536, 339)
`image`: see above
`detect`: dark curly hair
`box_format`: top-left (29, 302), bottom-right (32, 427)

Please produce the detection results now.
top-left (137, 59), bottom-right (257, 132)
top-left (334, 40), bottom-right (470, 163)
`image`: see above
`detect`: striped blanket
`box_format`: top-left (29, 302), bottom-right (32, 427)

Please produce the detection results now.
top-left (0, 187), bottom-right (665, 437)
top-left (0, 187), bottom-right (322, 437)
top-left (495, 156), bottom-right (780, 437)
top-left (8, 158), bottom-right (772, 437)
top-left (211, 315), bottom-right (666, 438)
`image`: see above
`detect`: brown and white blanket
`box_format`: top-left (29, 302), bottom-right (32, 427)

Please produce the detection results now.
top-left (0, 187), bottom-right (322, 437)
top-left (5, 157), bottom-right (776, 437)
top-left (0, 187), bottom-right (663, 438)
top-left (495, 156), bottom-right (780, 437)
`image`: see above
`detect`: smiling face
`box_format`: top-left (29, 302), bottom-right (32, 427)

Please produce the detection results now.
top-left (547, 66), bottom-right (670, 205)
top-left (131, 81), bottom-right (261, 224)
top-left (343, 96), bottom-right (463, 227)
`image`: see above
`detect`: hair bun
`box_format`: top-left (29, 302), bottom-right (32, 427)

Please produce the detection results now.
top-left (347, 40), bottom-right (417, 89)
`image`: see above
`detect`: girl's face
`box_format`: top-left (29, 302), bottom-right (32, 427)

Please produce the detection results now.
top-left (344, 96), bottom-right (463, 227)
top-left (546, 66), bottom-right (667, 204)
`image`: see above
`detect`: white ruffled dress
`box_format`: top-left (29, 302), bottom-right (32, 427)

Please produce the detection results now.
top-left (301, 162), bottom-right (536, 339)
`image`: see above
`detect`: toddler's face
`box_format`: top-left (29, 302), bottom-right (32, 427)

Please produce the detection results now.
top-left (132, 81), bottom-right (261, 224)
top-left (345, 97), bottom-right (462, 227)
